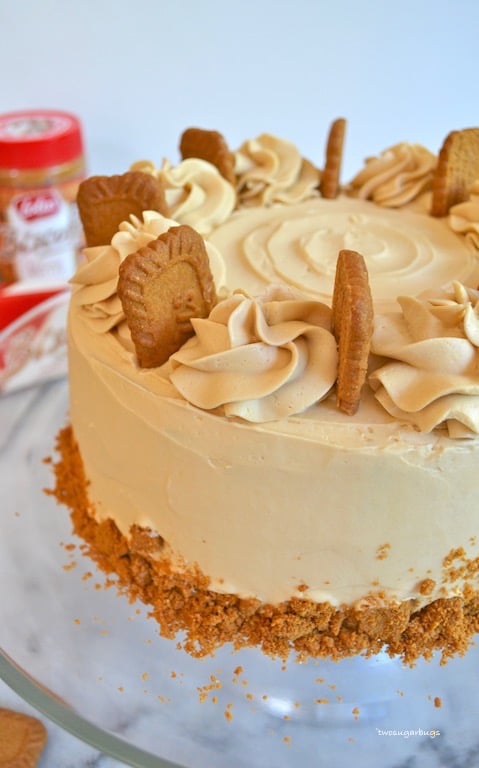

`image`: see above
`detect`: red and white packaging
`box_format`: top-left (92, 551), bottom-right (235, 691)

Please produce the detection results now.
top-left (0, 109), bottom-right (85, 394)
top-left (0, 282), bottom-right (70, 394)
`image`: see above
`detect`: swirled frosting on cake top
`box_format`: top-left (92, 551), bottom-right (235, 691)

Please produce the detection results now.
top-left (348, 143), bottom-right (436, 207)
top-left (131, 157), bottom-right (236, 237)
top-left (370, 282), bottom-right (479, 437)
top-left (71, 132), bottom-right (479, 433)
top-left (233, 133), bottom-right (319, 206)
top-left (208, 197), bottom-right (478, 312)
top-left (170, 286), bottom-right (337, 422)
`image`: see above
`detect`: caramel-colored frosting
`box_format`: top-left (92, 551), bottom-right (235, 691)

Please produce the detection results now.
top-left (348, 143), bottom-right (436, 207)
top-left (131, 157), bottom-right (236, 237)
top-left (69, 301), bottom-right (479, 606)
top-left (370, 282), bottom-right (479, 436)
top-left (209, 197), bottom-right (478, 312)
top-left (170, 286), bottom-right (337, 422)
top-left (234, 133), bottom-right (319, 206)
top-left (449, 180), bottom-right (479, 249)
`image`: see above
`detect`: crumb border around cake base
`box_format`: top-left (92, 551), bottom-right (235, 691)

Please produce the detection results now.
top-left (45, 425), bottom-right (479, 666)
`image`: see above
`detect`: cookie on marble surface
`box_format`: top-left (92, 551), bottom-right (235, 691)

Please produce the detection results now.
top-left (0, 708), bottom-right (47, 767)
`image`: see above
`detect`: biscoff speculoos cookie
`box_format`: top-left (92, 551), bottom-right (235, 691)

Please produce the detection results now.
top-left (179, 127), bottom-right (236, 186)
top-left (332, 248), bottom-right (373, 415)
top-left (0, 708), bottom-right (47, 768)
top-left (431, 127), bottom-right (479, 217)
top-left (320, 117), bottom-right (346, 199)
top-left (117, 224), bottom-right (216, 368)
top-left (77, 171), bottom-right (168, 247)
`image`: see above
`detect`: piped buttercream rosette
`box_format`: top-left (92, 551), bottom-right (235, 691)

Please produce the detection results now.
top-left (348, 142), bottom-right (436, 208)
top-left (169, 286), bottom-right (337, 422)
top-left (234, 134), bottom-right (319, 207)
top-left (369, 281), bottom-right (479, 437)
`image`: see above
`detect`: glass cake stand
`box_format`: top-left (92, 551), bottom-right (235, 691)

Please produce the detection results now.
top-left (1, 377), bottom-right (478, 768)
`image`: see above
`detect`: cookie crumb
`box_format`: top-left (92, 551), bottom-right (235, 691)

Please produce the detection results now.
top-left (418, 578), bottom-right (436, 595)
top-left (376, 543), bottom-right (391, 560)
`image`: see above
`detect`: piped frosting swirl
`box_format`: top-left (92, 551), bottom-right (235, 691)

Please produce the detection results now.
top-left (71, 132), bottom-right (479, 436)
top-left (169, 286), bottom-right (337, 422)
top-left (370, 282), bottom-right (479, 436)
top-left (348, 143), bottom-right (436, 208)
top-left (130, 158), bottom-right (236, 237)
top-left (234, 134), bottom-right (319, 206)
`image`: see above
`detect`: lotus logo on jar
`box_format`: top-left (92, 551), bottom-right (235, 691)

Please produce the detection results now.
top-left (7, 189), bottom-right (76, 282)
top-left (14, 190), bottom-right (61, 222)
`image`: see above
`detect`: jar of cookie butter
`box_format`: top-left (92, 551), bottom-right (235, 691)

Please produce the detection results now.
top-left (0, 109), bottom-right (85, 285)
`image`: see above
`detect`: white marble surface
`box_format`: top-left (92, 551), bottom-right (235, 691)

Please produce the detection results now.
top-left (1, 376), bottom-right (479, 768)
top-left (0, 379), bottom-right (120, 765)
top-left (0, 378), bottom-right (121, 766)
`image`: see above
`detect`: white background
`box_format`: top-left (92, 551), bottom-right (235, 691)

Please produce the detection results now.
top-left (1, 0), bottom-right (478, 185)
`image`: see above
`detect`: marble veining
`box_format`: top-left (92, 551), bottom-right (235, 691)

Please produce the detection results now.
top-left (1, 377), bottom-right (479, 768)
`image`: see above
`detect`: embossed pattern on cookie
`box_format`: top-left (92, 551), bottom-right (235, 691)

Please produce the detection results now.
top-left (179, 127), bottom-right (236, 186)
top-left (77, 171), bottom-right (168, 247)
top-left (431, 127), bottom-right (479, 217)
top-left (320, 118), bottom-right (346, 199)
top-left (118, 224), bottom-right (216, 368)
top-left (0, 708), bottom-right (47, 768)
top-left (332, 249), bottom-right (373, 415)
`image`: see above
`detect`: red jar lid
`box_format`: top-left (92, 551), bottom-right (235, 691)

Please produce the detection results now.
top-left (0, 110), bottom-right (84, 170)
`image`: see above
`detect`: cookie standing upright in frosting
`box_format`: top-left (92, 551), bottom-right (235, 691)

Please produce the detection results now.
top-left (179, 127), bottom-right (236, 186)
top-left (77, 171), bottom-right (168, 247)
top-left (118, 224), bottom-right (216, 368)
top-left (320, 117), bottom-right (346, 199)
top-left (431, 128), bottom-right (479, 217)
top-left (332, 249), bottom-right (373, 415)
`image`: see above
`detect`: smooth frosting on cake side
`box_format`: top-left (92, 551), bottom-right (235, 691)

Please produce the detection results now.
top-left (68, 310), bottom-right (479, 608)
top-left (60, 131), bottom-right (479, 659)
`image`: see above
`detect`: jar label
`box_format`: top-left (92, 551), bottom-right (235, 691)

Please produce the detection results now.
top-left (13, 189), bottom-right (62, 221)
top-left (3, 189), bottom-right (81, 282)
